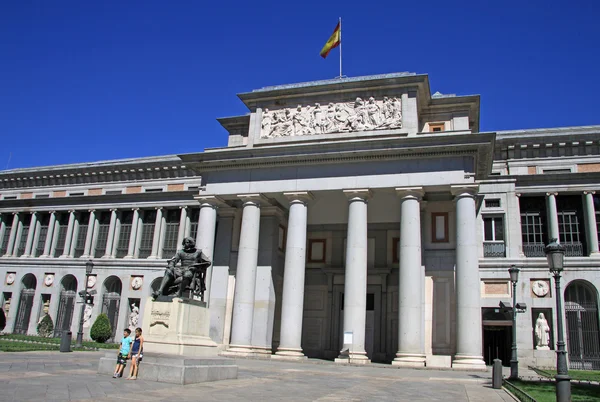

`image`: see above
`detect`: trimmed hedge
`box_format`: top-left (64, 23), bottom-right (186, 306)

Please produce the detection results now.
top-left (90, 313), bottom-right (112, 343)
top-left (37, 314), bottom-right (54, 337)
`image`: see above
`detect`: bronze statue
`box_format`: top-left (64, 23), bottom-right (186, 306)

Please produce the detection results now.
top-left (152, 237), bottom-right (211, 300)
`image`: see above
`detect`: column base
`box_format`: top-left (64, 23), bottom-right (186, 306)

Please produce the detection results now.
top-left (19, 254), bottom-right (31, 258)
top-left (38, 255), bottom-right (50, 258)
top-left (589, 252), bottom-right (600, 258)
top-left (334, 350), bottom-right (370, 365)
top-left (221, 345), bottom-right (266, 358)
top-left (147, 256), bottom-right (160, 260)
top-left (252, 346), bottom-right (273, 355)
top-left (392, 353), bottom-right (426, 368)
top-left (452, 355), bottom-right (487, 371)
top-left (273, 347), bottom-right (307, 361)
top-left (58, 255), bottom-right (73, 259)
top-left (122, 255), bottom-right (134, 259)
top-left (101, 255), bottom-right (114, 259)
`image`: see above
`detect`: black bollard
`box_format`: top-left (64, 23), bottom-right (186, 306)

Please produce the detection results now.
top-left (60, 331), bottom-right (72, 353)
top-left (492, 359), bottom-right (503, 389)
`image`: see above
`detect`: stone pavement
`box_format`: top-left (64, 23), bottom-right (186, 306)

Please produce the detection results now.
top-left (0, 351), bottom-right (517, 402)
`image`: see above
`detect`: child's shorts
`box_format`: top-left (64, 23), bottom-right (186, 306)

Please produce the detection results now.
top-left (116, 353), bottom-right (128, 365)
top-left (132, 353), bottom-right (143, 363)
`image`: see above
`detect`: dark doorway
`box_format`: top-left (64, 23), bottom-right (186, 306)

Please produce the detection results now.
top-left (483, 325), bottom-right (511, 366)
top-left (14, 274), bottom-right (37, 334)
top-left (54, 275), bottom-right (77, 337)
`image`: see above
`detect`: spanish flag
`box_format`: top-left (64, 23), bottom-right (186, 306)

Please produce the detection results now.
top-left (320, 22), bottom-right (341, 59)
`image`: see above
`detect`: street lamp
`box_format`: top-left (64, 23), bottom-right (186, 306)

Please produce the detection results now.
top-left (75, 259), bottom-right (94, 347)
top-left (508, 265), bottom-right (520, 380)
top-left (545, 238), bottom-right (571, 402)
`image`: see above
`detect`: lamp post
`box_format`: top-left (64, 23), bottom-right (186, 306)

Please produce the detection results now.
top-left (508, 265), bottom-right (520, 380)
top-left (75, 259), bottom-right (94, 347)
top-left (545, 238), bottom-right (571, 402)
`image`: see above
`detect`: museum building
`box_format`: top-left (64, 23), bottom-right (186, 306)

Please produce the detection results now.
top-left (0, 72), bottom-right (599, 370)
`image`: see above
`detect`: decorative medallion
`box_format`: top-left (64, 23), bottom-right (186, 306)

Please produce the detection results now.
top-left (131, 276), bottom-right (143, 291)
top-left (44, 274), bottom-right (55, 287)
top-left (531, 280), bottom-right (550, 297)
top-left (87, 275), bottom-right (97, 289)
top-left (5, 272), bottom-right (16, 286)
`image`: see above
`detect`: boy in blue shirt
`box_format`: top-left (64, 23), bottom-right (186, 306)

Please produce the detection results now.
top-left (113, 328), bottom-right (133, 378)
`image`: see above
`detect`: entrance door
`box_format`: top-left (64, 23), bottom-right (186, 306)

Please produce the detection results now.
top-left (54, 291), bottom-right (75, 337)
top-left (565, 282), bottom-right (600, 370)
top-left (483, 325), bottom-right (511, 366)
top-left (337, 289), bottom-right (379, 360)
top-left (102, 294), bottom-right (121, 340)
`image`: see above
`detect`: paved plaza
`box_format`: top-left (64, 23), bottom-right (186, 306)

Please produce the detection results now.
top-left (0, 351), bottom-right (518, 401)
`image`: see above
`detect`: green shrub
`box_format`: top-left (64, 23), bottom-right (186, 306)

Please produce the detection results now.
top-left (36, 314), bottom-right (54, 337)
top-left (90, 313), bottom-right (112, 343)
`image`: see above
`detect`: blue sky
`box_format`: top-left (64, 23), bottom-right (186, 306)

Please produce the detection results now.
top-left (1, 0), bottom-right (599, 170)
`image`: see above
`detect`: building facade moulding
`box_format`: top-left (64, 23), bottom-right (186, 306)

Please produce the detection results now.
top-left (283, 191), bottom-right (314, 204)
top-left (342, 189), bottom-right (373, 201)
top-left (395, 187), bottom-right (425, 200)
top-left (450, 184), bottom-right (479, 198)
top-left (194, 195), bottom-right (228, 208)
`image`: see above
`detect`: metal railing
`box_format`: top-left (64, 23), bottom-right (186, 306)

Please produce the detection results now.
top-left (483, 242), bottom-right (506, 257)
top-left (503, 380), bottom-right (538, 402)
top-left (563, 242), bottom-right (584, 257)
top-left (523, 242), bottom-right (584, 257)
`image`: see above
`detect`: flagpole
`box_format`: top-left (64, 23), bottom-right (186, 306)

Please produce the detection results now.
top-left (339, 17), bottom-right (342, 79)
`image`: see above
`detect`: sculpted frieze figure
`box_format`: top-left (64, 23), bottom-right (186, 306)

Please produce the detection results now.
top-left (260, 96), bottom-right (402, 138)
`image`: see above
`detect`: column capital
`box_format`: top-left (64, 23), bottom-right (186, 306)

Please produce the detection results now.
top-left (515, 193), bottom-right (522, 198)
top-left (195, 195), bottom-right (228, 208)
top-left (342, 189), bottom-right (372, 201)
top-left (88, 209), bottom-right (96, 213)
top-left (450, 184), bottom-right (479, 198)
top-left (12, 211), bottom-right (19, 216)
top-left (154, 206), bottom-right (163, 211)
top-left (131, 208), bottom-right (139, 211)
top-left (68, 209), bottom-right (76, 214)
top-left (395, 187), bottom-right (424, 200)
top-left (546, 192), bottom-right (558, 197)
top-left (237, 193), bottom-right (269, 206)
top-left (584, 190), bottom-right (596, 195)
top-left (283, 192), bottom-right (314, 204)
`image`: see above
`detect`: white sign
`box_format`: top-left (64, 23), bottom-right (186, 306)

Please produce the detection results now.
top-left (343, 331), bottom-right (353, 345)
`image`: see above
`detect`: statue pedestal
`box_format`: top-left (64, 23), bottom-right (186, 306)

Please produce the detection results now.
top-left (141, 297), bottom-right (219, 357)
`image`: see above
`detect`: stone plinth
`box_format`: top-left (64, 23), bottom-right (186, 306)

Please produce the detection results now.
top-left (533, 349), bottom-right (555, 369)
top-left (98, 352), bottom-right (237, 385)
top-left (141, 297), bottom-right (218, 357)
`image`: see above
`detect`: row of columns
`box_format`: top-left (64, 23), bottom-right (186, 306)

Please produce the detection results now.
top-left (224, 187), bottom-right (485, 369)
top-left (0, 206), bottom-right (210, 260)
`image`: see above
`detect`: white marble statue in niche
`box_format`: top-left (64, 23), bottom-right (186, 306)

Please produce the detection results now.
top-left (534, 312), bottom-right (551, 350)
top-left (82, 304), bottom-right (93, 328)
top-left (128, 304), bottom-right (140, 330)
top-left (260, 96), bottom-right (402, 138)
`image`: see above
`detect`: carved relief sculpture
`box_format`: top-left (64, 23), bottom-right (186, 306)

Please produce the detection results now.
top-left (260, 96), bottom-right (402, 138)
top-left (83, 304), bottom-right (93, 328)
top-left (5, 273), bottom-right (15, 286)
top-left (128, 304), bottom-right (140, 330)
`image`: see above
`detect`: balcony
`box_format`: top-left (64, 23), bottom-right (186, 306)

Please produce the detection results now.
top-left (523, 241), bottom-right (584, 257)
top-left (483, 241), bottom-right (505, 257)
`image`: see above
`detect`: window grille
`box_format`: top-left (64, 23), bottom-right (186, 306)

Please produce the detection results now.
top-left (162, 210), bottom-right (181, 258)
top-left (558, 211), bottom-right (583, 256)
top-left (35, 225), bottom-right (48, 257)
top-left (116, 225), bottom-right (131, 258)
top-left (189, 208), bottom-right (200, 241)
top-left (138, 210), bottom-right (157, 259)
top-left (16, 225), bottom-right (29, 257)
top-left (484, 199), bottom-right (501, 208)
top-left (53, 214), bottom-right (70, 257)
top-left (0, 222), bottom-right (11, 255)
top-left (73, 226), bottom-right (87, 258)
top-left (93, 212), bottom-right (111, 258)
top-left (483, 216), bottom-right (505, 257)
top-left (521, 212), bottom-right (546, 257)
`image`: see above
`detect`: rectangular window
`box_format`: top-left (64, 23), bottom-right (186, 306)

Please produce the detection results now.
top-left (93, 212), bottom-right (111, 258)
top-left (16, 214), bottom-right (31, 257)
top-left (308, 239), bottom-right (326, 263)
top-left (520, 212), bottom-right (546, 257)
top-left (0, 218), bottom-right (11, 255)
top-left (558, 211), bottom-right (583, 256)
top-left (162, 209), bottom-right (181, 258)
top-left (105, 190), bottom-right (122, 195)
top-left (188, 208), bottom-right (199, 242)
top-left (138, 210), bottom-right (156, 259)
top-left (431, 212), bottom-right (449, 243)
top-left (483, 216), bottom-right (505, 257)
top-left (115, 211), bottom-right (133, 258)
top-left (429, 123), bottom-right (445, 132)
top-left (73, 212), bottom-right (89, 258)
top-left (484, 199), bottom-right (501, 208)
top-left (34, 214), bottom-right (51, 257)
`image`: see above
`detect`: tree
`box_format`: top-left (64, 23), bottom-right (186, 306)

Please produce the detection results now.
top-left (90, 313), bottom-right (112, 343)
top-left (37, 314), bottom-right (54, 337)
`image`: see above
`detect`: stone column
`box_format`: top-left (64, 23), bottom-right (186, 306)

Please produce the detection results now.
top-left (68, 213), bottom-right (81, 257)
top-left (82, 210), bottom-right (96, 258)
top-left (546, 192), bottom-right (560, 242)
top-left (176, 206), bottom-right (188, 247)
top-left (31, 214), bottom-right (42, 258)
top-left (336, 189), bottom-right (371, 364)
top-left (133, 211), bottom-right (143, 258)
top-left (6, 212), bottom-right (23, 257)
top-left (148, 207), bottom-right (163, 259)
top-left (110, 211), bottom-right (122, 258)
top-left (451, 185), bottom-right (486, 370)
top-left (60, 210), bottom-right (76, 258)
top-left (195, 197), bottom-right (222, 304)
top-left (102, 209), bottom-right (118, 258)
top-left (393, 187), bottom-right (425, 367)
top-left (41, 211), bottom-right (57, 258)
top-left (184, 209), bottom-right (192, 238)
top-left (124, 209), bottom-right (140, 259)
top-left (275, 192), bottom-right (313, 360)
top-left (50, 213), bottom-right (61, 257)
top-left (0, 215), bottom-right (6, 254)
top-left (584, 191), bottom-right (599, 255)
top-left (22, 212), bottom-right (38, 258)
top-left (226, 194), bottom-right (263, 355)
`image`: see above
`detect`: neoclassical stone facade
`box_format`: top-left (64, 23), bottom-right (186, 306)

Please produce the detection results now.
top-left (1, 73), bottom-right (599, 370)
